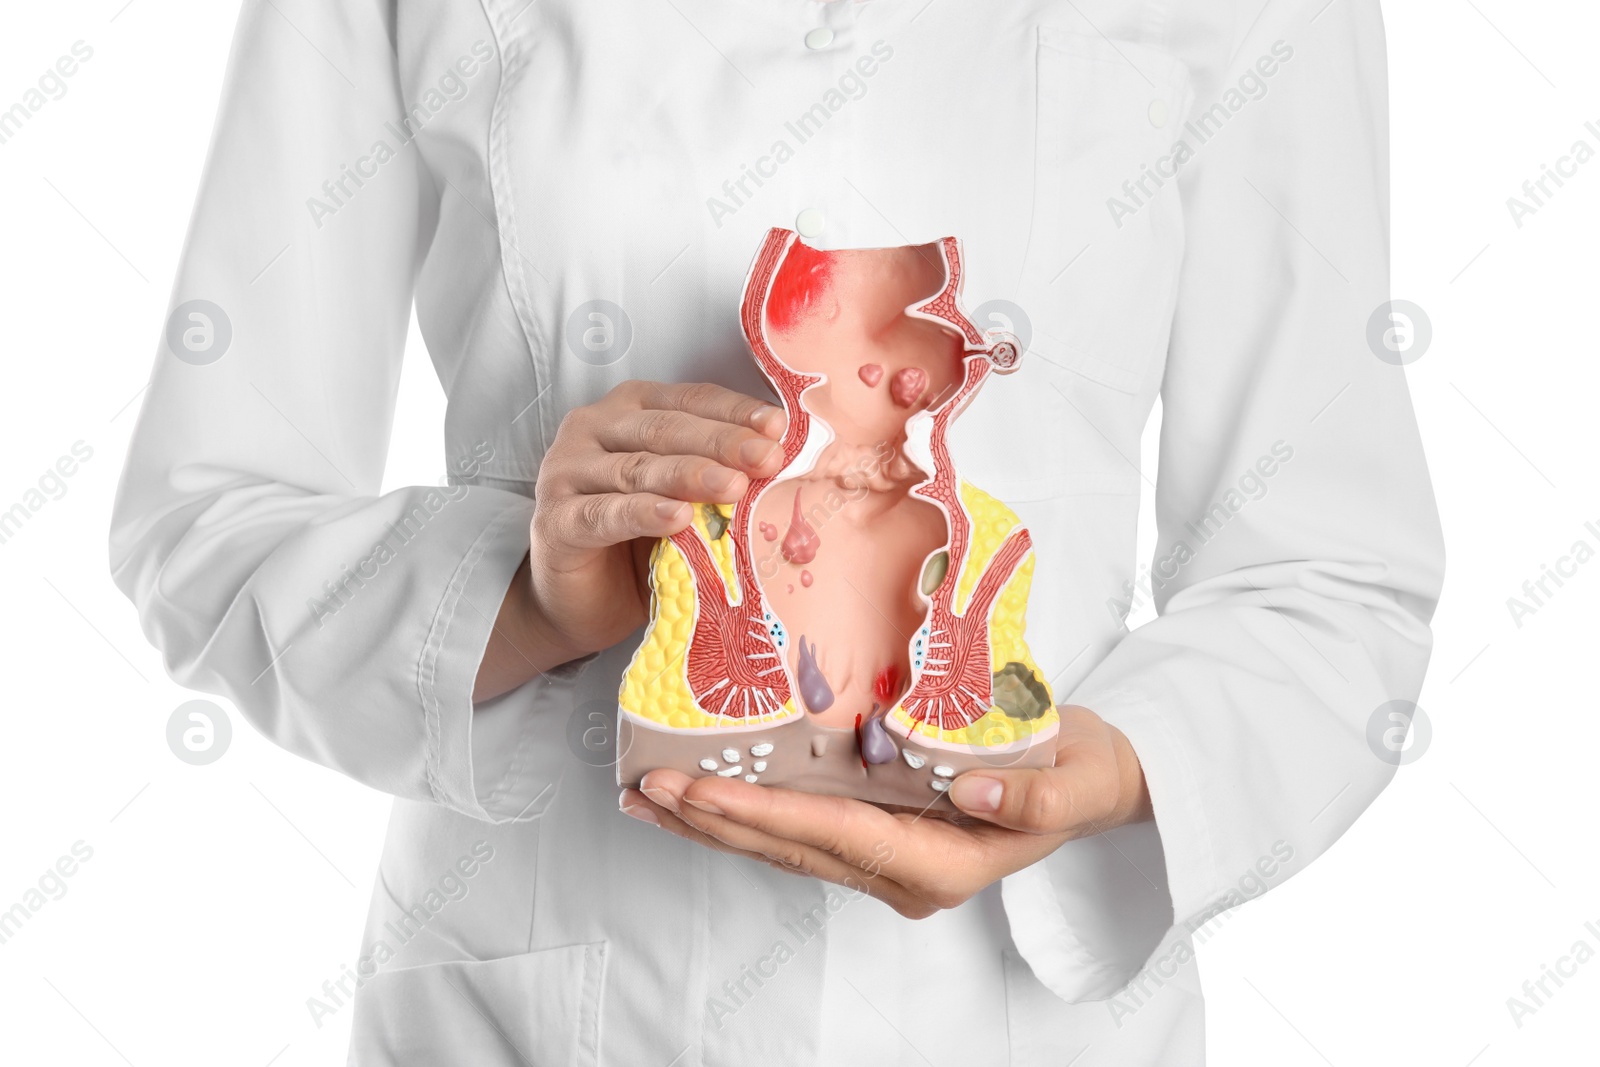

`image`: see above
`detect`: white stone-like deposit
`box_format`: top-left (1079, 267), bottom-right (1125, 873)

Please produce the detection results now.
top-left (902, 750), bottom-right (926, 769)
top-left (717, 765), bottom-right (744, 777)
top-left (699, 758), bottom-right (718, 771)
top-left (750, 742), bottom-right (774, 757)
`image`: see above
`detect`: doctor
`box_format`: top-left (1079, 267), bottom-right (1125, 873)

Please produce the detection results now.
top-left (112, 0), bottom-right (1443, 1063)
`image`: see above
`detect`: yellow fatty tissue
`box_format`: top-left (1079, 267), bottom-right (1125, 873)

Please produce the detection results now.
top-left (894, 483), bottom-right (1057, 749)
top-left (622, 490), bottom-right (1054, 748)
top-left (619, 533), bottom-right (790, 730)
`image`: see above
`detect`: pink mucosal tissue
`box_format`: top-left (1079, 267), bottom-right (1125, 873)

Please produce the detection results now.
top-left (618, 228), bottom-right (1058, 807)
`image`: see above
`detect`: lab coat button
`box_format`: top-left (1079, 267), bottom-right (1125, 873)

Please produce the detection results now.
top-left (795, 208), bottom-right (825, 237)
top-left (805, 28), bottom-right (834, 50)
top-left (1148, 98), bottom-right (1169, 127)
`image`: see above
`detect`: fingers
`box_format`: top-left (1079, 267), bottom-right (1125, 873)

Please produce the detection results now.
top-left (597, 409), bottom-right (785, 480)
top-left (643, 771), bottom-right (950, 918)
top-left (535, 382), bottom-right (788, 554)
top-left (619, 789), bottom-right (783, 868)
top-left (569, 450), bottom-right (749, 504)
top-left (640, 381), bottom-right (788, 440)
top-left (534, 492), bottom-right (694, 553)
top-left (680, 774), bottom-right (912, 870)
top-left (947, 769), bottom-right (1075, 833)
top-left (946, 760), bottom-right (1120, 836)
top-left (947, 709), bottom-right (1146, 835)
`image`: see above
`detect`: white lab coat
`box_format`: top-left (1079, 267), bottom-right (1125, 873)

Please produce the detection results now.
top-left (110, 0), bottom-right (1443, 1063)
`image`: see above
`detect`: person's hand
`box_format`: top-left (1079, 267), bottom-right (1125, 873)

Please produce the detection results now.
top-left (475, 381), bottom-right (786, 700)
top-left (530, 379), bottom-right (788, 654)
top-left (619, 706), bottom-right (1152, 918)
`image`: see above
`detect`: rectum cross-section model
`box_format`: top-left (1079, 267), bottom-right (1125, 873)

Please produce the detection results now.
top-left (618, 228), bottom-right (1059, 807)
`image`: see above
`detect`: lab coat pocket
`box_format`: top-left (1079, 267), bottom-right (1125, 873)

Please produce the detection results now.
top-left (1028, 27), bottom-right (1192, 395)
top-left (348, 941), bottom-right (607, 1067)
top-left (1003, 948), bottom-right (1077, 1067)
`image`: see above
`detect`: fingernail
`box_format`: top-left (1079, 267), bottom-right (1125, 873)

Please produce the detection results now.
top-left (950, 775), bottom-right (1003, 814)
top-left (655, 501), bottom-right (689, 522)
top-left (642, 786), bottom-right (680, 814)
top-left (740, 439), bottom-right (778, 468)
top-left (684, 797), bottom-right (725, 816)
top-left (752, 404), bottom-right (782, 431)
top-left (620, 802), bottom-right (660, 826)
top-left (703, 467), bottom-right (739, 493)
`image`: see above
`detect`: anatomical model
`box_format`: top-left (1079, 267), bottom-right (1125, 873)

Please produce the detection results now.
top-left (617, 229), bottom-right (1058, 807)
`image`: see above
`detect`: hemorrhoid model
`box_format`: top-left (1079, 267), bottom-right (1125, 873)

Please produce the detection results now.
top-left (618, 229), bottom-right (1058, 807)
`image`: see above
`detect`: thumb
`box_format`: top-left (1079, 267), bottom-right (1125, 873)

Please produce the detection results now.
top-left (947, 766), bottom-right (1090, 834)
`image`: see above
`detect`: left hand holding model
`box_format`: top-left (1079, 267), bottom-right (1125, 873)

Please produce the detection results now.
top-left (621, 706), bottom-right (1152, 919)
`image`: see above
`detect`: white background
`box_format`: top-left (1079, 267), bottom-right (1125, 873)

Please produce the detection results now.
top-left (1, 2), bottom-right (1596, 1064)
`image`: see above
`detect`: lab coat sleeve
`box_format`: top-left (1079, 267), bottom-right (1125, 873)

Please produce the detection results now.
top-left (1004, 0), bottom-right (1445, 1002)
top-left (109, 0), bottom-right (540, 822)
